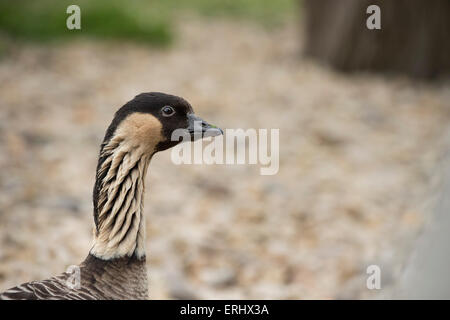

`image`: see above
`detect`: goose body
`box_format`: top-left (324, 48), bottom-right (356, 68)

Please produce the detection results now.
top-left (0, 255), bottom-right (148, 300)
top-left (0, 92), bottom-right (222, 300)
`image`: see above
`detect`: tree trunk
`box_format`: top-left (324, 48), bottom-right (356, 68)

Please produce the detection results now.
top-left (303, 0), bottom-right (450, 79)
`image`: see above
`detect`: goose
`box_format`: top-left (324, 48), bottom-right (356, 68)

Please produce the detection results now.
top-left (0, 92), bottom-right (222, 300)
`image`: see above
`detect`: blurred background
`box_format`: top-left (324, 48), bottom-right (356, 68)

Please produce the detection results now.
top-left (0, 0), bottom-right (449, 299)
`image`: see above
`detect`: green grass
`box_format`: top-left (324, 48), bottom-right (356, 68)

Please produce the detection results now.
top-left (0, 0), bottom-right (295, 46)
top-left (0, 1), bottom-right (172, 46)
top-left (167, 0), bottom-right (296, 26)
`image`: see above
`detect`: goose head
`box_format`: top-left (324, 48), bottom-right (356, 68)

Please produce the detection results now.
top-left (103, 92), bottom-right (223, 154)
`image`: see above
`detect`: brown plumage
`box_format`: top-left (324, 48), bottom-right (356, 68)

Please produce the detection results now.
top-left (0, 255), bottom-right (148, 300)
top-left (0, 92), bottom-right (222, 300)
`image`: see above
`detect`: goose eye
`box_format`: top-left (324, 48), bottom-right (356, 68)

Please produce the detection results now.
top-left (162, 106), bottom-right (175, 117)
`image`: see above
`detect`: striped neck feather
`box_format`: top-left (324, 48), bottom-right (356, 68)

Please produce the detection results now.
top-left (90, 135), bottom-right (151, 260)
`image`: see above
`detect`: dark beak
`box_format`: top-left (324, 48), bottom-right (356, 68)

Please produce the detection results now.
top-left (187, 113), bottom-right (223, 141)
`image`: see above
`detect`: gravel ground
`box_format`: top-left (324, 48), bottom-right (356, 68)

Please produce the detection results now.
top-left (0, 18), bottom-right (449, 299)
